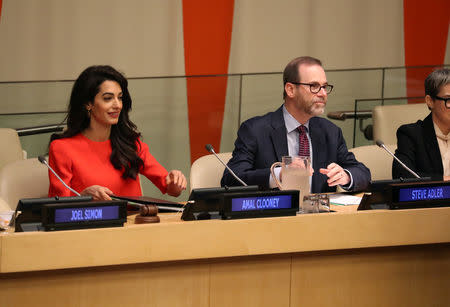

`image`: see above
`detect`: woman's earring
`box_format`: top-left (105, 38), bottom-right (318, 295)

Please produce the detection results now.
top-left (86, 108), bottom-right (91, 118)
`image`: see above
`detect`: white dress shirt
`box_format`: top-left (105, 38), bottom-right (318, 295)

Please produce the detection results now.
top-left (434, 121), bottom-right (450, 177)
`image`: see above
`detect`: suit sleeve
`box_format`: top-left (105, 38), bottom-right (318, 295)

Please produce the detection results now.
top-left (48, 141), bottom-right (73, 197)
top-left (221, 121), bottom-right (271, 188)
top-left (137, 139), bottom-right (169, 194)
top-left (335, 128), bottom-right (371, 191)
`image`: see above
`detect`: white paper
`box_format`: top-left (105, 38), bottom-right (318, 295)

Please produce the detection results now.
top-left (0, 211), bottom-right (14, 230)
top-left (329, 194), bottom-right (362, 206)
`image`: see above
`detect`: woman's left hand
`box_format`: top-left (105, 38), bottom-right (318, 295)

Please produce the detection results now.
top-left (165, 170), bottom-right (187, 197)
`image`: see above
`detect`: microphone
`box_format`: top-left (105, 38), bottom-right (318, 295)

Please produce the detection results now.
top-left (205, 144), bottom-right (248, 186)
top-left (375, 140), bottom-right (420, 179)
top-left (38, 155), bottom-right (81, 196)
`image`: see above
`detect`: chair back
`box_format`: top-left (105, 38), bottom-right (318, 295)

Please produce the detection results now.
top-left (0, 158), bottom-right (49, 210)
top-left (0, 128), bottom-right (24, 171)
top-left (372, 103), bottom-right (429, 144)
top-left (349, 144), bottom-right (397, 181)
top-left (190, 152), bottom-right (232, 191)
top-left (0, 197), bottom-right (11, 211)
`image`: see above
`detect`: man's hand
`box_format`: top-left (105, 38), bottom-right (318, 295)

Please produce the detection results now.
top-left (81, 185), bottom-right (114, 200)
top-left (319, 163), bottom-right (350, 187)
top-left (166, 170), bottom-right (187, 197)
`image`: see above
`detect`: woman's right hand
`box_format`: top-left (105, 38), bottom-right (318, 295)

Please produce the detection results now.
top-left (165, 170), bottom-right (187, 197)
top-left (81, 185), bottom-right (114, 200)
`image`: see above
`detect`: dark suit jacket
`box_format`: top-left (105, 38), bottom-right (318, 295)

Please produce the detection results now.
top-left (392, 113), bottom-right (443, 180)
top-left (221, 106), bottom-right (371, 193)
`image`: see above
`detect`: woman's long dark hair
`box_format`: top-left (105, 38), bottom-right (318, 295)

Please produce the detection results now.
top-left (51, 65), bottom-right (143, 179)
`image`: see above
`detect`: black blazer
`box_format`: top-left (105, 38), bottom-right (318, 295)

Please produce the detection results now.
top-left (393, 113), bottom-right (443, 180)
top-left (221, 106), bottom-right (371, 193)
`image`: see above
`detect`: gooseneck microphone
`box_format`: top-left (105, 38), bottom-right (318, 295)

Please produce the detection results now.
top-left (375, 140), bottom-right (420, 179)
top-left (38, 155), bottom-right (81, 196)
top-left (205, 144), bottom-right (248, 186)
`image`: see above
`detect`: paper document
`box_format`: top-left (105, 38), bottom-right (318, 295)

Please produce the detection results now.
top-left (0, 211), bottom-right (14, 230)
top-left (329, 194), bottom-right (362, 206)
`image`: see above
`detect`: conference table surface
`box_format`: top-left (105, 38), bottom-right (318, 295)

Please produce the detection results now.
top-left (0, 203), bottom-right (449, 307)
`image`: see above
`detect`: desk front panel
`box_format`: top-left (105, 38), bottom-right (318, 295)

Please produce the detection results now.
top-left (1, 207), bottom-right (449, 273)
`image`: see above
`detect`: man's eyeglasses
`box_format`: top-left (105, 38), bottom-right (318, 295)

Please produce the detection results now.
top-left (289, 82), bottom-right (334, 94)
top-left (434, 95), bottom-right (450, 108)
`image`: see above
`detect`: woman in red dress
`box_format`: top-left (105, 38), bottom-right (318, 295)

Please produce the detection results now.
top-left (48, 65), bottom-right (186, 200)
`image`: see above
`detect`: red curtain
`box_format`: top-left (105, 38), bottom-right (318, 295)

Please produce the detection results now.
top-left (183, 0), bottom-right (235, 163)
top-left (404, 0), bottom-right (450, 102)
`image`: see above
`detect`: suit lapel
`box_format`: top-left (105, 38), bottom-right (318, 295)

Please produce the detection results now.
top-left (270, 106), bottom-right (288, 161)
top-left (423, 114), bottom-right (444, 173)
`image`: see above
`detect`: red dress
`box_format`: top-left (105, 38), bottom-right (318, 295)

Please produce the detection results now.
top-left (48, 134), bottom-right (168, 197)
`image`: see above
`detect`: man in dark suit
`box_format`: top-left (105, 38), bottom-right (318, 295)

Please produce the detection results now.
top-left (221, 56), bottom-right (371, 193)
top-left (393, 68), bottom-right (449, 180)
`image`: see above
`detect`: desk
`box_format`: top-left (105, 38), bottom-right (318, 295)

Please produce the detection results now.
top-left (1, 206), bottom-right (449, 307)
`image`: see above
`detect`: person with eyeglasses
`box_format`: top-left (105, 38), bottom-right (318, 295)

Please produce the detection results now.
top-left (393, 68), bottom-right (450, 181)
top-left (221, 56), bottom-right (371, 193)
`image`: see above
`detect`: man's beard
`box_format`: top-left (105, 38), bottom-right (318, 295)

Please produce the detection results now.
top-left (305, 100), bottom-right (326, 116)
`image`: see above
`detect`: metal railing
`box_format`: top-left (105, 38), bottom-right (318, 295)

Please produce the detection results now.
top-left (16, 124), bottom-right (64, 136)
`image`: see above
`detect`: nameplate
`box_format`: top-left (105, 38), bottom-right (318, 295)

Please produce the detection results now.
top-left (230, 194), bottom-right (294, 212)
top-left (389, 181), bottom-right (450, 209)
top-left (222, 190), bottom-right (299, 219)
top-left (53, 205), bottom-right (121, 223)
top-left (41, 200), bottom-right (127, 231)
top-left (181, 187), bottom-right (299, 220)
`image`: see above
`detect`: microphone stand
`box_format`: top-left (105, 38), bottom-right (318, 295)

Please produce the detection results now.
top-left (205, 144), bottom-right (248, 186)
top-left (375, 140), bottom-right (420, 179)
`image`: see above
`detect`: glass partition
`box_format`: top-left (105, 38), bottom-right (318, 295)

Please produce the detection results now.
top-left (0, 112), bottom-right (66, 158)
top-left (324, 69), bottom-right (382, 148)
top-left (383, 67), bottom-right (408, 98)
top-left (352, 98), bottom-right (410, 148)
